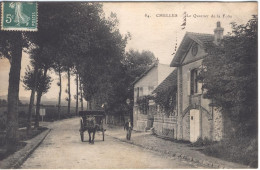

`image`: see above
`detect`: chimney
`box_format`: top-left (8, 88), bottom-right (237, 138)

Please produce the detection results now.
top-left (214, 21), bottom-right (224, 45)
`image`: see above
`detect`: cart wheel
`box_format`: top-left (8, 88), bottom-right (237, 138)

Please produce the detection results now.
top-left (102, 129), bottom-right (105, 141)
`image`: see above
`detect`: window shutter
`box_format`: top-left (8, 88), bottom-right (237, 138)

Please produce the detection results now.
top-left (140, 87), bottom-right (143, 96)
top-left (197, 68), bottom-right (202, 94)
top-left (187, 70), bottom-right (191, 95)
top-left (198, 83), bottom-right (202, 94)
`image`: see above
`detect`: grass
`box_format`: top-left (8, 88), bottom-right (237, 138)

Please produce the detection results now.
top-left (0, 127), bottom-right (47, 161)
top-left (191, 136), bottom-right (258, 168)
top-left (189, 137), bottom-right (216, 147)
top-left (0, 142), bottom-right (26, 160)
top-left (0, 107), bottom-right (76, 161)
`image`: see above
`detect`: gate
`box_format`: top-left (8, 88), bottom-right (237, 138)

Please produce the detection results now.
top-left (190, 109), bottom-right (200, 142)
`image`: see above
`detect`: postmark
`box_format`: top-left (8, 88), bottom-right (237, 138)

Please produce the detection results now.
top-left (1, 2), bottom-right (37, 31)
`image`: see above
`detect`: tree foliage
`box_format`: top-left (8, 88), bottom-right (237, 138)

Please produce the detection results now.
top-left (123, 49), bottom-right (156, 80)
top-left (154, 85), bottom-right (177, 116)
top-left (74, 9), bottom-right (129, 106)
top-left (200, 16), bottom-right (257, 135)
top-left (0, 99), bottom-right (7, 107)
top-left (22, 65), bottom-right (52, 94)
top-left (103, 49), bottom-right (156, 115)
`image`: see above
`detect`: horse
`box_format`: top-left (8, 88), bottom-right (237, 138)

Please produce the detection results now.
top-left (86, 116), bottom-right (98, 144)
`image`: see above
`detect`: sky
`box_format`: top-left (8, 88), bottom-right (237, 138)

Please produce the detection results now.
top-left (0, 2), bottom-right (257, 105)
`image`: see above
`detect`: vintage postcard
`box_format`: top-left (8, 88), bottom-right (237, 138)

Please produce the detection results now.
top-left (0, 1), bottom-right (258, 169)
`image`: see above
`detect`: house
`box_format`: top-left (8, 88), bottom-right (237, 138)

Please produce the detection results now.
top-left (170, 22), bottom-right (224, 142)
top-left (132, 60), bottom-right (174, 131)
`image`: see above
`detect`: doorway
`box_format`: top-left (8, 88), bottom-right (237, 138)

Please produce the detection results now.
top-left (190, 109), bottom-right (200, 142)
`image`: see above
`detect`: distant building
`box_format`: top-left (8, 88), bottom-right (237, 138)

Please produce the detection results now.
top-left (170, 22), bottom-right (224, 142)
top-left (132, 60), bottom-right (174, 131)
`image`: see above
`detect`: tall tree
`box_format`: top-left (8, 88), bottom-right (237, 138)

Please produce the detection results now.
top-left (200, 16), bottom-right (257, 136)
top-left (79, 77), bottom-right (84, 111)
top-left (53, 57), bottom-right (64, 119)
top-left (78, 12), bottom-right (129, 111)
top-left (0, 30), bottom-right (29, 147)
top-left (66, 67), bottom-right (71, 114)
top-left (23, 63), bottom-right (38, 134)
top-left (32, 46), bottom-right (55, 128)
top-left (75, 72), bottom-right (79, 115)
top-left (22, 64), bottom-right (52, 128)
top-left (23, 47), bottom-right (43, 134)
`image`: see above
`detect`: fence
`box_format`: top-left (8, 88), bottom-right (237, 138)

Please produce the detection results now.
top-left (105, 114), bottom-right (126, 126)
top-left (153, 114), bottom-right (177, 139)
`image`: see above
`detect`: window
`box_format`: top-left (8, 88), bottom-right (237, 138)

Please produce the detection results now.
top-left (190, 69), bottom-right (198, 95)
top-left (134, 88), bottom-right (138, 98)
top-left (191, 43), bottom-right (198, 56)
top-left (148, 86), bottom-right (154, 92)
top-left (136, 87), bottom-right (140, 98)
top-left (139, 87), bottom-right (143, 96)
top-left (143, 87), bottom-right (149, 95)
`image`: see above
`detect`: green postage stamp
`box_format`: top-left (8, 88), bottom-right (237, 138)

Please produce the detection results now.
top-left (1, 2), bottom-right (37, 31)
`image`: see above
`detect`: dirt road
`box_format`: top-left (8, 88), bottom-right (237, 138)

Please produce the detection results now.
top-left (21, 118), bottom-right (205, 169)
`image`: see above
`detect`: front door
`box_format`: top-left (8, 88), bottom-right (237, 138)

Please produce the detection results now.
top-left (190, 109), bottom-right (200, 142)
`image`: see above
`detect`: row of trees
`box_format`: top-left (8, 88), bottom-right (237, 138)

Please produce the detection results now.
top-left (0, 2), bottom-right (156, 148)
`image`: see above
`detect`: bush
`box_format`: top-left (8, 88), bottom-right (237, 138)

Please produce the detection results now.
top-left (18, 117), bottom-right (27, 128)
top-left (202, 137), bottom-right (258, 168)
top-left (18, 111), bottom-right (26, 118)
top-left (0, 114), bottom-right (6, 130)
top-left (190, 137), bottom-right (214, 147)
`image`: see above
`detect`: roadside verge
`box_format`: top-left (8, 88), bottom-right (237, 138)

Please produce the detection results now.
top-left (0, 128), bottom-right (51, 169)
top-left (105, 127), bottom-right (249, 169)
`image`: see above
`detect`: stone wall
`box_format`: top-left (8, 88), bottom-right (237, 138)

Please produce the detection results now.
top-left (153, 115), bottom-right (177, 139)
top-left (136, 113), bottom-right (153, 131)
top-left (182, 112), bottom-right (190, 141)
top-left (133, 106), bottom-right (138, 130)
top-left (181, 108), bottom-right (223, 142)
top-left (201, 109), bottom-right (212, 140)
top-left (176, 67), bottom-right (183, 140)
top-left (213, 108), bottom-right (223, 141)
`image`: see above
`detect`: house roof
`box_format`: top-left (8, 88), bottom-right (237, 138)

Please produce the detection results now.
top-left (170, 32), bottom-right (215, 67)
top-left (132, 62), bottom-right (173, 86)
top-left (131, 61), bottom-right (158, 86)
top-left (153, 69), bottom-right (177, 94)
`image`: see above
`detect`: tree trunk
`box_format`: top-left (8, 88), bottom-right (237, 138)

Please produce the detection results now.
top-left (6, 33), bottom-right (22, 147)
top-left (35, 68), bottom-right (48, 128)
top-left (88, 100), bottom-right (92, 110)
top-left (27, 65), bottom-right (38, 135)
top-left (76, 73), bottom-right (79, 115)
top-left (67, 68), bottom-right (71, 114)
top-left (35, 91), bottom-right (42, 128)
top-left (58, 66), bottom-right (62, 120)
top-left (79, 78), bottom-right (83, 111)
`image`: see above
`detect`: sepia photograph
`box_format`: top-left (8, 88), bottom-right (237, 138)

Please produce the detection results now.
top-left (0, 1), bottom-right (258, 169)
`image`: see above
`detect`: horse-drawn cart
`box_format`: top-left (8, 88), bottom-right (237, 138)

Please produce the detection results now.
top-left (79, 110), bottom-right (106, 144)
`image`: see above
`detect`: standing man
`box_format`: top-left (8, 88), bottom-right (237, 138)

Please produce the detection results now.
top-left (124, 119), bottom-right (132, 140)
